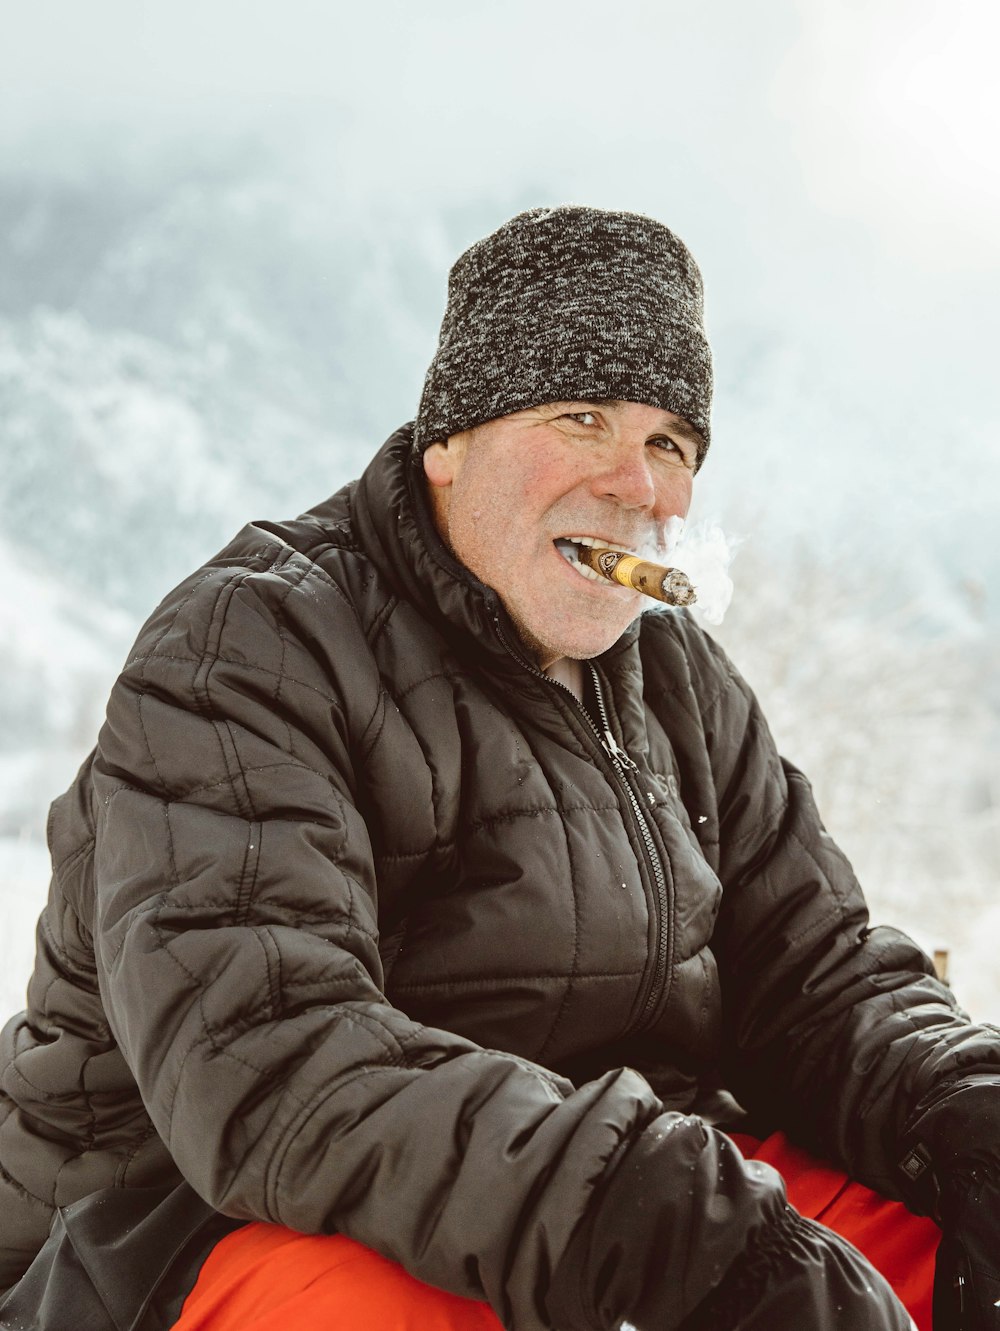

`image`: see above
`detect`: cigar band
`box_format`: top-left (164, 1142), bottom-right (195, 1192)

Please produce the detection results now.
top-left (605, 553), bottom-right (643, 585)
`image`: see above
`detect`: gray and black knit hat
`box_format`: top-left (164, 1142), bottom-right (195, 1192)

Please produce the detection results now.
top-left (414, 204), bottom-right (713, 465)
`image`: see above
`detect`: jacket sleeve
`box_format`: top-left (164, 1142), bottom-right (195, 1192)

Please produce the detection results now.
top-left (92, 554), bottom-right (816, 1331)
top-left (692, 626), bottom-right (1000, 1201)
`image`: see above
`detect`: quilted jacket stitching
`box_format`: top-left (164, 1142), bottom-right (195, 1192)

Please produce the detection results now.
top-left (365, 592), bottom-right (399, 649)
top-left (391, 666), bottom-right (475, 706)
top-left (127, 651), bottom-right (359, 708)
top-left (374, 842), bottom-right (449, 864)
top-left (116, 1123), bottom-right (164, 1185)
top-left (359, 687), bottom-right (388, 764)
top-left (175, 760), bottom-right (320, 802)
top-left (52, 834), bottom-right (96, 879)
top-left (393, 968), bottom-right (646, 993)
top-left (0, 1158), bottom-right (49, 1209)
top-left (461, 802), bottom-right (622, 834)
top-left (135, 570), bottom-right (222, 682)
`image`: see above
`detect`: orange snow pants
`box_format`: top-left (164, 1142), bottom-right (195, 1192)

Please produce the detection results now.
top-left (171, 1132), bottom-right (941, 1331)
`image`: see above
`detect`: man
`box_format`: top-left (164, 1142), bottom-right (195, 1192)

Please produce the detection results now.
top-left (1, 206), bottom-right (998, 1330)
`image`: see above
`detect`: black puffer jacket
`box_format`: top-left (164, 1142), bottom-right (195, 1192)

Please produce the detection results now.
top-left (2, 426), bottom-right (998, 1327)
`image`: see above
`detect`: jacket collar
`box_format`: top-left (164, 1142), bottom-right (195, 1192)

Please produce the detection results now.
top-left (351, 423), bottom-right (642, 679)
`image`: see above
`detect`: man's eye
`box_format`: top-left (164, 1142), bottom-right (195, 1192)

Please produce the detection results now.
top-left (565, 411), bottom-right (597, 426)
top-left (650, 436), bottom-right (687, 461)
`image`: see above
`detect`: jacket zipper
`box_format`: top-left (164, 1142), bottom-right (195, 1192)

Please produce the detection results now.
top-left (490, 605), bottom-right (671, 1030)
top-left (586, 664), bottom-right (672, 1029)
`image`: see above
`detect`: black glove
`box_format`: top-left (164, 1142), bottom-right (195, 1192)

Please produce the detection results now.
top-left (680, 1205), bottom-right (915, 1331)
top-left (899, 1077), bottom-right (1000, 1331)
top-left (933, 1169), bottom-right (1000, 1330)
top-left (549, 1114), bottom-right (914, 1331)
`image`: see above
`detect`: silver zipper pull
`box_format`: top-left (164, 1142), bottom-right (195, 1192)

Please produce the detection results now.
top-left (602, 731), bottom-right (638, 770)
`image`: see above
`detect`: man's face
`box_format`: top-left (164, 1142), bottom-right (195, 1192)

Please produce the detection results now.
top-left (422, 399), bottom-right (700, 669)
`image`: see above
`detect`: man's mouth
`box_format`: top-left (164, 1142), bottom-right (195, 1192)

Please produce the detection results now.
top-left (553, 536), bottom-right (641, 584)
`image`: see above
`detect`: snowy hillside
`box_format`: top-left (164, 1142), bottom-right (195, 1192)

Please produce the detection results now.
top-left (0, 535), bottom-right (130, 1014)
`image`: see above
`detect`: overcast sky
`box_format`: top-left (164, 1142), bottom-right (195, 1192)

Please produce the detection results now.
top-left (4, 0), bottom-right (997, 372)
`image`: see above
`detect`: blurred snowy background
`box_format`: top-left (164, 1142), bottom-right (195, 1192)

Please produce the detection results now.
top-left (1, 0), bottom-right (997, 1020)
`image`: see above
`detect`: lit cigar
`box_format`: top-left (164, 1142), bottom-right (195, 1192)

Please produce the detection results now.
top-left (577, 545), bottom-right (697, 607)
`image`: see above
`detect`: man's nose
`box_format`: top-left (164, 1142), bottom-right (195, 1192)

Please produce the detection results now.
top-left (591, 445), bottom-right (657, 510)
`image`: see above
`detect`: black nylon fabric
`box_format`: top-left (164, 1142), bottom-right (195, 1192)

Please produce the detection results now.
top-left (1, 423), bottom-right (998, 1328)
top-left (905, 1078), bottom-right (1000, 1328)
top-left (0, 1183), bottom-right (242, 1331)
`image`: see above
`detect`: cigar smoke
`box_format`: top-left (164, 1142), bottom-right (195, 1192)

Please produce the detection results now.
top-left (641, 517), bottom-right (738, 626)
top-left (555, 519), bottom-right (739, 625)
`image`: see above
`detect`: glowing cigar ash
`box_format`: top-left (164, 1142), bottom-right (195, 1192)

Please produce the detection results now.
top-left (557, 541), bottom-right (697, 607)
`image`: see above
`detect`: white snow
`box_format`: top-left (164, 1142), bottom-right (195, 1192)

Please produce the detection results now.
top-left (0, 837), bottom-right (49, 1018)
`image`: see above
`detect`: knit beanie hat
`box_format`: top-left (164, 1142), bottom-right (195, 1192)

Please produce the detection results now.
top-left (413, 204), bottom-right (713, 465)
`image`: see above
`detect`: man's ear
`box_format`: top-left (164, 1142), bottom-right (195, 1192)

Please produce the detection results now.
top-left (423, 432), bottom-right (470, 543)
top-left (422, 432), bottom-right (469, 489)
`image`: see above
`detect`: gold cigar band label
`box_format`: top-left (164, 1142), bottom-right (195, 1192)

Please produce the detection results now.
top-left (604, 553), bottom-right (643, 587)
